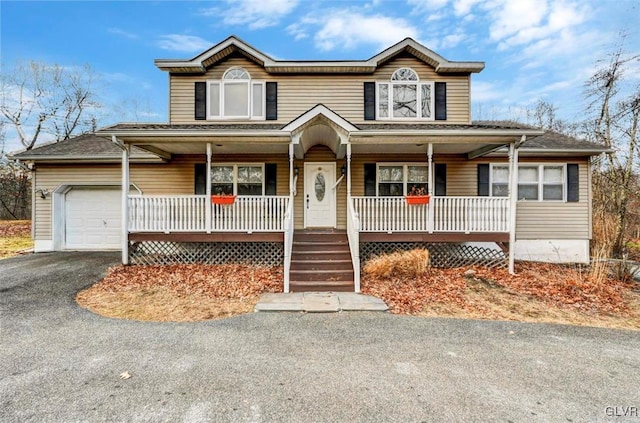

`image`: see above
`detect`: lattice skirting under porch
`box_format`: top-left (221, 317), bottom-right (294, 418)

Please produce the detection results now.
top-left (129, 241), bottom-right (284, 266)
top-left (360, 242), bottom-right (507, 269)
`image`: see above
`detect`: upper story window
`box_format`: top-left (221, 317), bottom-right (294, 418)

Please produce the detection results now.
top-left (377, 68), bottom-right (434, 120)
top-left (207, 67), bottom-right (265, 120)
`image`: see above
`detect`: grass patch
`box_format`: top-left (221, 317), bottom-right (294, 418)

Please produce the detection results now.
top-left (77, 264), bottom-right (283, 322)
top-left (0, 220), bottom-right (32, 259)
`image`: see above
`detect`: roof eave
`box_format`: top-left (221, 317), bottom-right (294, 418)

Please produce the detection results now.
top-left (354, 129), bottom-right (545, 137)
top-left (10, 156), bottom-right (166, 163)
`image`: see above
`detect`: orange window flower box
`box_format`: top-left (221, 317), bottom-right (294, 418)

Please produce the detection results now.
top-left (405, 195), bottom-right (430, 205)
top-left (212, 195), bottom-right (237, 205)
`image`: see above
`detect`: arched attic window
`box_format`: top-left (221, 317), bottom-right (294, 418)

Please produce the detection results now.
top-left (377, 67), bottom-right (434, 120)
top-left (208, 67), bottom-right (265, 119)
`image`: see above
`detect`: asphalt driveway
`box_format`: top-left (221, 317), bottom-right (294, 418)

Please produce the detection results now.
top-left (1, 252), bottom-right (639, 422)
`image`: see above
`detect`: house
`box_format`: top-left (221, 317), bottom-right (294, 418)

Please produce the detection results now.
top-left (11, 36), bottom-right (608, 292)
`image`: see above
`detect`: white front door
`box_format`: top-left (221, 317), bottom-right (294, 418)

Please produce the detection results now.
top-left (304, 162), bottom-right (336, 228)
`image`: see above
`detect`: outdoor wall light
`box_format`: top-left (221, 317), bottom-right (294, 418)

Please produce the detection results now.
top-left (294, 167), bottom-right (299, 176)
top-left (36, 188), bottom-right (49, 199)
top-left (341, 165), bottom-right (346, 176)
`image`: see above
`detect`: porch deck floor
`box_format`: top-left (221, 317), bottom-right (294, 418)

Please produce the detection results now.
top-left (254, 292), bottom-right (389, 313)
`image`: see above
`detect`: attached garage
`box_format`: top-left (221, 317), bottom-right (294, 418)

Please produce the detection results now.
top-left (64, 188), bottom-right (122, 250)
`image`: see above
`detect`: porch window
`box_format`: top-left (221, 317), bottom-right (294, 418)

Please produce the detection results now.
top-left (376, 68), bottom-right (434, 120)
top-left (207, 67), bottom-right (265, 120)
top-left (377, 164), bottom-right (429, 196)
top-left (491, 164), bottom-right (565, 201)
top-left (211, 164), bottom-right (264, 196)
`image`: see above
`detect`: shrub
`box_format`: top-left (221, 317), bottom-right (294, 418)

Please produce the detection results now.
top-left (363, 249), bottom-right (431, 279)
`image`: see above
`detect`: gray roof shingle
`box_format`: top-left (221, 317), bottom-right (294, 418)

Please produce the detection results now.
top-left (10, 133), bottom-right (160, 161)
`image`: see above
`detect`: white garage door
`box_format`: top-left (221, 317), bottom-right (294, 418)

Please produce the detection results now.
top-left (65, 188), bottom-right (122, 250)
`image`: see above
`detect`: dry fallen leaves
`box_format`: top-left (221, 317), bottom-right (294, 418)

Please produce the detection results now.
top-left (362, 260), bottom-right (640, 329)
top-left (77, 264), bottom-right (283, 322)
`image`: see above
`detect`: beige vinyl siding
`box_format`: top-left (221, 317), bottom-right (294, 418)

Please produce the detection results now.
top-left (515, 158), bottom-right (591, 240)
top-left (169, 54), bottom-right (471, 125)
top-left (34, 155), bottom-right (290, 240)
top-left (293, 146), bottom-right (347, 230)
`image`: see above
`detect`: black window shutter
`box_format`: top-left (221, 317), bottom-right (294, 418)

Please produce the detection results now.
top-left (364, 82), bottom-right (376, 121)
top-left (364, 163), bottom-right (377, 196)
top-left (265, 163), bottom-right (277, 195)
top-left (194, 163), bottom-right (207, 194)
top-left (435, 82), bottom-right (447, 121)
top-left (194, 82), bottom-right (207, 120)
top-left (477, 164), bottom-right (490, 196)
top-left (435, 163), bottom-right (446, 196)
top-left (266, 82), bottom-right (277, 120)
top-left (567, 164), bottom-right (579, 202)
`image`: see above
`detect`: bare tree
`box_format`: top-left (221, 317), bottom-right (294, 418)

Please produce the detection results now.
top-left (0, 123), bottom-right (31, 219)
top-left (586, 33), bottom-right (640, 257)
top-left (0, 61), bottom-right (100, 150)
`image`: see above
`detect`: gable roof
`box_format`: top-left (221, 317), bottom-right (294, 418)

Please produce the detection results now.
top-left (9, 133), bottom-right (164, 163)
top-left (155, 35), bottom-right (484, 75)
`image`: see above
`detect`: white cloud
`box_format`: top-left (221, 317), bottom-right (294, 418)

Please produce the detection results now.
top-left (453, 0), bottom-right (482, 16)
top-left (440, 32), bottom-right (467, 49)
top-left (471, 80), bottom-right (503, 102)
top-left (157, 34), bottom-right (212, 53)
top-left (407, 0), bottom-right (450, 13)
top-left (483, 0), bottom-right (588, 51)
top-left (202, 0), bottom-right (298, 30)
top-left (290, 10), bottom-right (419, 52)
top-left (108, 28), bottom-right (138, 40)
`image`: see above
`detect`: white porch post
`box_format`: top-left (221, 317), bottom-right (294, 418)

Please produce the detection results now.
top-left (346, 143), bottom-right (352, 198)
top-left (289, 143), bottom-right (294, 195)
top-left (427, 143), bottom-right (434, 233)
top-left (120, 140), bottom-right (130, 265)
top-left (206, 143), bottom-right (212, 234)
top-left (508, 137), bottom-right (522, 274)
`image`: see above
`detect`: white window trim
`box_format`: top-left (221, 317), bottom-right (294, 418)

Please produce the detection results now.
top-left (210, 163), bottom-right (266, 196)
top-left (206, 67), bottom-right (265, 120)
top-left (490, 163), bottom-right (567, 202)
top-left (376, 163), bottom-right (429, 197)
top-left (375, 75), bottom-right (435, 121)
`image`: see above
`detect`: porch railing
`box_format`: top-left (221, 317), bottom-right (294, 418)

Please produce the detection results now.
top-left (129, 195), bottom-right (207, 232)
top-left (212, 196), bottom-right (289, 232)
top-left (433, 197), bottom-right (509, 233)
top-left (128, 195), bottom-right (290, 233)
top-left (351, 196), bottom-right (510, 233)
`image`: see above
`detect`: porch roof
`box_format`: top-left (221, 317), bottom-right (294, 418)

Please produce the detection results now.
top-left (99, 121), bottom-right (545, 157)
top-left (8, 133), bottom-right (165, 163)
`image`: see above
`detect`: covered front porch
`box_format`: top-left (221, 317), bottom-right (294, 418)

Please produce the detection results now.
top-left (100, 115), bottom-right (543, 292)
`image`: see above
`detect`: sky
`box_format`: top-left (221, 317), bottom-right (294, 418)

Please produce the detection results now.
top-left (1, 0), bottom-right (639, 153)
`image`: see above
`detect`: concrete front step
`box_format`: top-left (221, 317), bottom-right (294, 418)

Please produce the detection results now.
top-left (255, 292), bottom-right (389, 312)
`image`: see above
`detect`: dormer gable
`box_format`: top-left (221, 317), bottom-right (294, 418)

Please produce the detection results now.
top-left (155, 35), bottom-right (484, 75)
